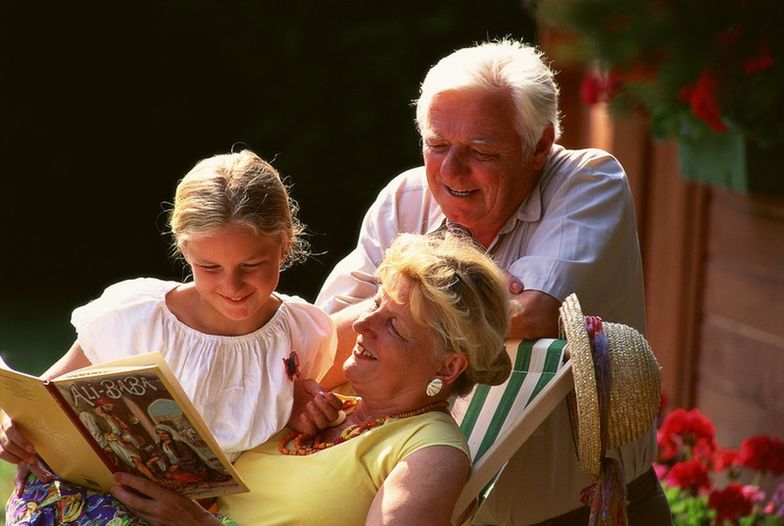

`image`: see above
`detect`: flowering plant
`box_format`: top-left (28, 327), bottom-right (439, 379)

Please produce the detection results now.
top-left (655, 407), bottom-right (784, 525)
top-left (534, 0), bottom-right (784, 149)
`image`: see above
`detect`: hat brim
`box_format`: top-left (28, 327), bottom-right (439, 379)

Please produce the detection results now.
top-left (559, 294), bottom-right (602, 480)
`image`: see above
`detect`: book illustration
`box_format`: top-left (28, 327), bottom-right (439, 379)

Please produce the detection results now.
top-left (53, 372), bottom-right (235, 497)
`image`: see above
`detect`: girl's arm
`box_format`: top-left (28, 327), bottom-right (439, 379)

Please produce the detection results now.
top-left (366, 445), bottom-right (470, 526)
top-left (41, 340), bottom-right (92, 380)
top-left (111, 472), bottom-right (225, 526)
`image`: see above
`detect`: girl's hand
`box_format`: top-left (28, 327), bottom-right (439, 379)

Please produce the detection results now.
top-left (111, 472), bottom-right (222, 526)
top-left (0, 413), bottom-right (54, 494)
top-left (288, 378), bottom-right (343, 436)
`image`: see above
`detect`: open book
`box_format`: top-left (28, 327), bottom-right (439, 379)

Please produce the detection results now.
top-left (0, 352), bottom-right (248, 499)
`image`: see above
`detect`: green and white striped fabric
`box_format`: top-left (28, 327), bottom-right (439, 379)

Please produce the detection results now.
top-left (451, 338), bottom-right (573, 525)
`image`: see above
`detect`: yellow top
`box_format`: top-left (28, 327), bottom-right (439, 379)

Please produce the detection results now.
top-left (218, 411), bottom-right (469, 525)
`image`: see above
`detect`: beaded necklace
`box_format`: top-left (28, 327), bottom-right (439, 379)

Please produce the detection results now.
top-left (278, 399), bottom-right (449, 456)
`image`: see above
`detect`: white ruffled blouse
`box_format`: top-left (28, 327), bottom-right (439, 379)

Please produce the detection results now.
top-left (71, 278), bottom-right (337, 455)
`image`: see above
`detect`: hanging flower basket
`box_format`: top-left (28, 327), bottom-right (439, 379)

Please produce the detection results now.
top-left (534, 0), bottom-right (784, 195)
top-left (677, 131), bottom-right (782, 194)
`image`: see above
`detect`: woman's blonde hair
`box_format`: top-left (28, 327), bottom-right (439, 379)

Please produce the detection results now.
top-left (377, 232), bottom-right (511, 396)
top-left (168, 150), bottom-right (308, 269)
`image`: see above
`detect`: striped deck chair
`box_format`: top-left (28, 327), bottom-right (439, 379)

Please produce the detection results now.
top-left (451, 338), bottom-right (574, 525)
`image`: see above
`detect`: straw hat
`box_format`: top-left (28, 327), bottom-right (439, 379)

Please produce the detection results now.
top-left (559, 294), bottom-right (661, 480)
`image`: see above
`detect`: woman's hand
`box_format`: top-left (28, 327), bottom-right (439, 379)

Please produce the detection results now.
top-left (111, 472), bottom-right (223, 526)
top-left (0, 412), bottom-right (54, 495)
top-left (288, 378), bottom-right (343, 436)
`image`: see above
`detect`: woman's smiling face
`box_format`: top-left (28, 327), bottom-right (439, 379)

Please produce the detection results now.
top-left (344, 277), bottom-right (442, 409)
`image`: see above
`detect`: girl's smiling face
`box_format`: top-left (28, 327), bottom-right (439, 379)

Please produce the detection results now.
top-left (182, 223), bottom-right (287, 335)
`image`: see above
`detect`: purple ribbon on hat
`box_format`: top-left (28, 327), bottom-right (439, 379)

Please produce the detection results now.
top-left (581, 316), bottom-right (629, 526)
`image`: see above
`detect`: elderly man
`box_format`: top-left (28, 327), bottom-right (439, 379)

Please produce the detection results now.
top-left (316, 39), bottom-right (670, 525)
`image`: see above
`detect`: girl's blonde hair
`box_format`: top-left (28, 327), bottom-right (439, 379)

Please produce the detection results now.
top-left (377, 232), bottom-right (511, 396)
top-left (169, 150), bottom-right (308, 269)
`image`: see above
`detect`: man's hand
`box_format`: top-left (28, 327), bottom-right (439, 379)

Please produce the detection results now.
top-left (503, 270), bottom-right (524, 295)
top-left (507, 289), bottom-right (561, 340)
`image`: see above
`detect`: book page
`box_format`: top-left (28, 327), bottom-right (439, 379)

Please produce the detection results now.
top-left (53, 365), bottom-right (248, 499)
top-left (0, 367), bottom-right (115, 491)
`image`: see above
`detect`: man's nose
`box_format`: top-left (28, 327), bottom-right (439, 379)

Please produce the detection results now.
top-left (440, 147), bottom-right (470, 179)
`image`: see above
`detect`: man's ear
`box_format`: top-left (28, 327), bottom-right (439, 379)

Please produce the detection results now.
top-left (435, 353), bottom-right (469, 386)
top-left (531, 123), bottom-right (555, 172)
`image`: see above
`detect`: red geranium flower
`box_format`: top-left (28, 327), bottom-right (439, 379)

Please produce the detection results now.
top-left (580, 73), bottom-right (605, 105)
top-left (708, 483), bottom-right (756, 525)
top-left (714, 448), bottom-right (741, 474)
top-left (658, 408), bottom-right (718, 464)
top-left (665, 458), bottom-right (712, 495)
top-left (686, 71), bottom-right (727, 133)
top-left (579, 71), bottom-right (624, 106)
top-left (743, 39), bottom-right (774, 75)
top-left (739, 435), bottom-right (784, 476)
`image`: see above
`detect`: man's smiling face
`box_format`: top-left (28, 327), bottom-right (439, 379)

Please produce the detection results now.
top-left (422, 88), bottom-right (536, 248)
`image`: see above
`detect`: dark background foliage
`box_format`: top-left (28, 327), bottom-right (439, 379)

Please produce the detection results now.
top-left (0, 0), bottom-right (535, 372)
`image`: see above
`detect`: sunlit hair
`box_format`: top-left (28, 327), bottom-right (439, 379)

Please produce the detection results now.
top-left (415, 38), bottom-right (561, 159)
top-left (168, 150), bottom-right (308, 270)
top-left (377, 232), bottom-right (511, 396)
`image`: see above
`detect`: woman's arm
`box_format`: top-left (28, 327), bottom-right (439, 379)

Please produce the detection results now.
top-left (366, 445), bottom-right (470, 526)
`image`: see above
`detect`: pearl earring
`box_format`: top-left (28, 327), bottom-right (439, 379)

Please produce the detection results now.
top-left (426, 378), bottom-right (443, 397)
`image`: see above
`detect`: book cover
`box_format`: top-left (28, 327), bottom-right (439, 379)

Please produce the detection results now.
top-left (0, 353), bottom-right (248, 499)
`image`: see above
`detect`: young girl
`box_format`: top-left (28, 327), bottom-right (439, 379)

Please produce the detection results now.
top-left (1, 150), bottom-right (337, 525)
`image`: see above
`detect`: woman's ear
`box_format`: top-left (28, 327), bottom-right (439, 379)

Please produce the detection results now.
top-left (435, 353), bottom-right (469, 386)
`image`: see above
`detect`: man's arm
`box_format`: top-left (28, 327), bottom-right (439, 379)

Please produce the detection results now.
top-left (507, 289), bottom-right (561, 340)
top-left (319, 299), bottom-right (373, 390)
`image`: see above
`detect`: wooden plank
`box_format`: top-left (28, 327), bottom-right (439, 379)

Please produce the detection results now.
top-left (642, 140), bottom-right (707, 408)
top-left (708, 191), bottom-right (784, 276)
top-left (696, 384), bottom-right (784, 450)
top-left (703, 261), bottom-right (784, 336)
top-left (698, 318), bottom-right (784, 413)
top-left (609, 116), bottom-right (650, 236)
top-left (713, 187), bottom-right (784, 217)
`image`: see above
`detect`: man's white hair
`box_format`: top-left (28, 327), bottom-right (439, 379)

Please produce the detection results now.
top-left (416, 39), bottom-right (561, 158)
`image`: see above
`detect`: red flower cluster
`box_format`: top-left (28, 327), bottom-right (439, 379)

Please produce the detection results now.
top-left (678, 72), bottom-right (727, 133)
top-left (708, 483), bottom-right (758, 525)
top-left (714, 448), bottom-right (741, 474)
top-left (739, 435), bottom-right (784, 476)
top-left (579, 72), bottom-right (622, 106)
top-left (551, 0), bottom-right (783, 144)
top-left (665, 458), bottom-right (711, 494)
top-left (657, 408), bottom-right (717, 464)
top-left (655, 406), bottom-right (784, 524)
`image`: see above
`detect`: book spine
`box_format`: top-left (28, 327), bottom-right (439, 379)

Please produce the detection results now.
top-left (43, 380), bottom-right (119, 474)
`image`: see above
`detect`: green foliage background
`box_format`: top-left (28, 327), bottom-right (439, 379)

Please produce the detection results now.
top-left (0, 0), bottom-right (534, 373)
top-left (0, 1), bottom-right (534, 518)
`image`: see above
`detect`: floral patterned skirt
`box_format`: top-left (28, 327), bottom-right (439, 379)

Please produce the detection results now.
top-left (5, 475), bottom-right (238, 526)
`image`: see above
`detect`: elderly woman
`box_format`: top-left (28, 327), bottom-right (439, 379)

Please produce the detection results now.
top-left (112, 232), bottom-right (512, 525)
